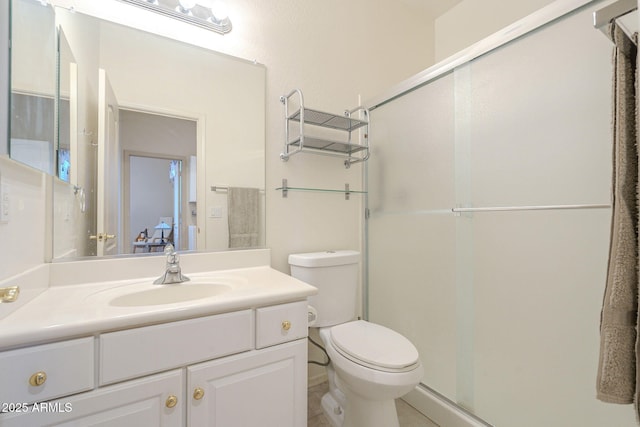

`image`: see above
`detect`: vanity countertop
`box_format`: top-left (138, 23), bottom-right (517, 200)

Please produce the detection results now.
top-left (0, 265), bottom-right (317, 351)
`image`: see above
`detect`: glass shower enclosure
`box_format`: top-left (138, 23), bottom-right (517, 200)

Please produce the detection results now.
top-left (366, 1), bottom-right (637, 425)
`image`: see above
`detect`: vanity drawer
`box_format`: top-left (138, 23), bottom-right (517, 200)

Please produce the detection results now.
top-left (256, 301), bottom-right (308, 349)
top-left (100, 310), bottom-right (253, 385)
top-left (0, 337), bottom-right (95, 405)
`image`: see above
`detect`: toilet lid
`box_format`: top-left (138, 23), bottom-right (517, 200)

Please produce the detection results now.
top-left (330, 320), bottom-right (419, 371)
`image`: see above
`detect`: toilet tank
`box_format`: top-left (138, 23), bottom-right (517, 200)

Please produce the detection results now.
top-left (288, 250), bottom-right (360, 327)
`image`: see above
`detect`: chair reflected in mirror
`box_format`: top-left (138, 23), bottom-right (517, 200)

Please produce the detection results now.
top-left (132, 216), bottom-right (173, 253)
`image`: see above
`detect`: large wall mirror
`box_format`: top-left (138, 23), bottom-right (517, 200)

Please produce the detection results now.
top-left (10, 0), bottom-right (266, 260)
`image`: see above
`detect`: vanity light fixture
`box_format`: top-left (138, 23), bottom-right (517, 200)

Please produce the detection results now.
top-left (117, 0), bottom-right (232, 34)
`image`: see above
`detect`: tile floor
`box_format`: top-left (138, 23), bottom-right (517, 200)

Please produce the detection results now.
top-left (308, 382), bottom-right (439, 427)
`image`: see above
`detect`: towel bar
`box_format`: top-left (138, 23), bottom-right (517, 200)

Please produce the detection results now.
top-left (452, 203), bottom-right (611, 213)
top-left (211, 186), bottom-right (265, 193)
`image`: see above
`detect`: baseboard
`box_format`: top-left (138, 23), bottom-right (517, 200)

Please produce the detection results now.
top-left (402, 385), bottom-right (493, 427)
top-left (308, 372), bottom-right (328, 388)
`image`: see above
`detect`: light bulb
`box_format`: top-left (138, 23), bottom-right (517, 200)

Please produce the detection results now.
top-left (178, 0), bottom-right (197, 9)
top-left (176, 0), bottom-right (196, 15)
top-left (210, 0), bottom-right (228, 20)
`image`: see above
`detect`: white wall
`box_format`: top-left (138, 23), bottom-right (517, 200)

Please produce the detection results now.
top-left (1, 2), bottom-right (50, 276)
top-left (435, 0), bottom-right (555, 62)
top-left (0, 156), bottom-right (48, 280)
top-left (247, 0), bottom-right (435, 273)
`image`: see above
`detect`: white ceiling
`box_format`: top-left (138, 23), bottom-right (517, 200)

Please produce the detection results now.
top-left (398, 0), bottom-right (464, 18)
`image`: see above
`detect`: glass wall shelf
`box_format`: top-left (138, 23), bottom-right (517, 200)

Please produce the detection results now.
top-left (276, 179), bottom-right (366, 200)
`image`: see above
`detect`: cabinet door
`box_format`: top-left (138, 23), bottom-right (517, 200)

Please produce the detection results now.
top-left (187, 339), bottom-right (307, 427)
top-left (0, 370), bottom-right (183, 427)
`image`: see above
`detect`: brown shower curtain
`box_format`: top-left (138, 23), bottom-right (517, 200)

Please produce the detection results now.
top-left (597, 22), bottom-right (639, 418)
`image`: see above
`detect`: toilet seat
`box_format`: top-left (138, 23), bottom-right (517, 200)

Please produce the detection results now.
top-left (329, 320), bottom-right (420, 373)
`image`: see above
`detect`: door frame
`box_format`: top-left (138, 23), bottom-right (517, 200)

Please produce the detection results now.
top-left (122, 150), bottom-right (188, 253)
top-left (117, 103), bottom-right (202, 254)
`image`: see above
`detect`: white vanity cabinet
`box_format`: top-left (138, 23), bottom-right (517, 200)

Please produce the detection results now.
top-left (0, 370), bottom-right (184, 427)
top-left (0, 300), bottom-right (309, 427)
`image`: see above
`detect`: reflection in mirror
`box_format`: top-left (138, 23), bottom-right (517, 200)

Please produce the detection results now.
top-left (9, 0), bottom-right (56, 175)
top-left (47, 5), bottom-right (265, 260)
top-left (121, 110), bottom-right (196, 255)
top-left (57, 29), bottom-right (75, 183)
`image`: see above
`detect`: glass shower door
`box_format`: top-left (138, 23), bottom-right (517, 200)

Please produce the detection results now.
top-left (367, 3), bottom-right (637, 426)
top-left (367, 71), bottom-right (457, 400)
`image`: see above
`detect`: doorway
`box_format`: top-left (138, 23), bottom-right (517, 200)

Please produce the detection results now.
top-left (119, 109), bottom-right (197, 253)
top-left (127, 154), bottom-right (182, 251)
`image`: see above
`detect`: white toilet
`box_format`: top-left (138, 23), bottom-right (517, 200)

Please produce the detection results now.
top-left (289, 250), bottom-right (423, 427)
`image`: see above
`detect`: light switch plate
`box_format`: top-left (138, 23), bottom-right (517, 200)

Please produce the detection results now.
top-left (209, 206), bottom-right (223, 218)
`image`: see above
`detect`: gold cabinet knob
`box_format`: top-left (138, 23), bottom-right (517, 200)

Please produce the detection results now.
top-left (193, 387), bottom-right (205, 400)
top-left (282, 320), bottom-right (291, 331)
top-left (0, 285), bottom-right (19, 303)
top-left (29, 371), bottom-right (47, 387)
top-left (165, 395), bottom-right (178, 408)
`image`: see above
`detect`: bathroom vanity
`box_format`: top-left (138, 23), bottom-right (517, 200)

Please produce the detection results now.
top-left (0, 249), bottom-right (316, 426)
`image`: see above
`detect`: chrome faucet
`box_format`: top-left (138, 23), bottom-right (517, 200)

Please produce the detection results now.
top-left (154, 244), bottom-right (190, 285)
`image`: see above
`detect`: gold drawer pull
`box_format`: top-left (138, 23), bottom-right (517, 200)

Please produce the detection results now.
top-left (282, 320), bottom-right (291, 331)
top-left (193, 387), bottom-right (205, 400)
top-left (29, 371), bottom-right (47, 387)
top-left (165, 395), bottom-right (178, 408)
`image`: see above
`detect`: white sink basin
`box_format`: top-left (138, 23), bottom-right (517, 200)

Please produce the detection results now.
top-left (109, 283), bottom-right (232, 307)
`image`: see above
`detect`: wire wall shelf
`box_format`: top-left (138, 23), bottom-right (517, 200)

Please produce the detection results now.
top-left (280, 89), bottom-right (370, 168)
